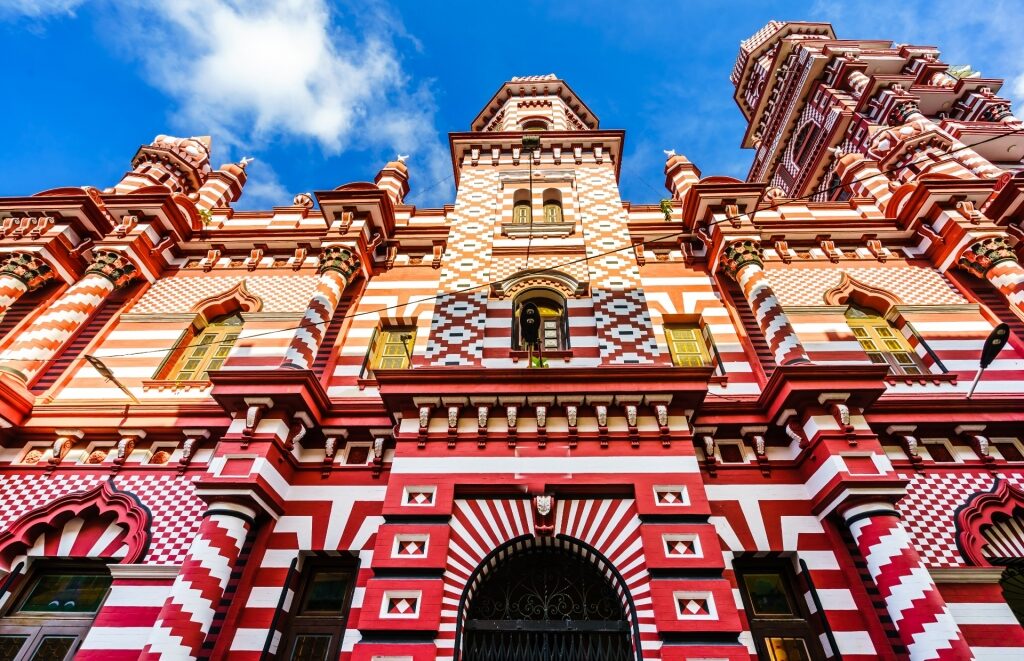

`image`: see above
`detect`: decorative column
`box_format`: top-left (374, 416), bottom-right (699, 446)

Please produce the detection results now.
top-left (281, 246), bottom-right (360, 370)
top-left (834, 153), bottom-right (894, 211)
top-left (959, 235), bottom-right (1024, 319)
top-left (195, 162), bottom-right (247, 211)
top-left (141, 502), bottom-right (256, 660)
top-left (843, 504), bottom-right (972, 661)
top-left (722, 239), bottom-right (810, 365)
top-left (0, 250), bottom-right (135, 384)
top-left (0, 252), bottom-right (53, 316)
top-left (374, 157), bottom-right (410, 205)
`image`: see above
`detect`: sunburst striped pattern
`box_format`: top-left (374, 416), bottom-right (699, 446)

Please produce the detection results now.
top-left (1, 273), bottom-right (115, 383)
top-left (846, 508), bottom-right (972, 661)
top-left (438, 498), bottom-right (658, 660)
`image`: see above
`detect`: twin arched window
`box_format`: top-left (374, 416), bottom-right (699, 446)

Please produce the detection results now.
top-left (512, 189), bottom-right (564, 225)
top-left (791, 121), bottom-right (821, 167)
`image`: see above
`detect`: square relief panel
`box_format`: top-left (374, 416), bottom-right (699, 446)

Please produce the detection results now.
top-left (653, 485), bottom-right (690, 506)
top-left (392, 534), bottom-right (430, 558)
top-left (673, 591), bottom-right (716, 620)
top-left (663, 533), bottom-right (702, 558)
top-left (402, 486), bottom-right (436, 506)
top-left (381, 591), bottom-right (421, 618)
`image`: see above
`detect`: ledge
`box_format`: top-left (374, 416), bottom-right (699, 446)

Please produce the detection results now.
top-left (928, 567), bottom-right (1004, 584)
top-left (501, 222), bottom-right (575, 239)
top-left (885, 372), bottom-right (958, 386)
top-left (142, 379), bottom-right (213, 392)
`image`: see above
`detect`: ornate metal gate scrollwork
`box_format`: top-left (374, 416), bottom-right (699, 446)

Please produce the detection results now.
top-left (461, 544), bottom-right (633, 661)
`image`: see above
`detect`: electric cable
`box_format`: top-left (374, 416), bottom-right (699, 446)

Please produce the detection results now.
top-left (4, 126), bottom-right (1022, 369)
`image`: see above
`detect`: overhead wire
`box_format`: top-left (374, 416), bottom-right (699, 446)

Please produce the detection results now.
top-left (4, 126), bottom-right (1022, 369)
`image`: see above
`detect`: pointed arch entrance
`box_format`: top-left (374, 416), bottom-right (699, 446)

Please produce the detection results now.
top-left (455, 535), bottom-right (641, 661)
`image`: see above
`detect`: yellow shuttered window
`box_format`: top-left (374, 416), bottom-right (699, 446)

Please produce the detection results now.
top-left (169, 312), bottom-right (243, 381)
top-left (845, 305), bottom-right (924, 375)
top-left (371, 329), bottom-right (415, 370)
top-left (665, 324), bottom-right (710, 367)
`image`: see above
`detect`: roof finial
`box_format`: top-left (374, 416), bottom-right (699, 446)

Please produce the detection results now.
top-left (239, 156), bottom-right (255, 169)
top-left (663, 149), bottom-right (677, 158)
top-left (396, 154), bottom-right (409, 164)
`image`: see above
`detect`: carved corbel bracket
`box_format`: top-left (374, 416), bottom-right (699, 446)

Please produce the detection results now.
top-left (286, 412), bottom-right (313, 451)
top-left (47, 429), bottom-right (84, 472)
top-left (179, 428), bottom-right (211, 473)
top-left (699, 434), bottom-right (717, 477)
top-left (322, 429), bottom-right (348, 478)
top-left (113, 429), bottom-right (146, 473)
top-left (566, 404), bottom-right (579, 449)
top-left (241, 396), bottom-right (274, 442)
top-left (536, 404), bottom-right (548, 448)
top-left (534, 494), bottom-right (555, 537)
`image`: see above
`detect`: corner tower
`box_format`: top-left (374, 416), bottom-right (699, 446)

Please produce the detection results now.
top-left (732, 21), bottom-right (1024, 200)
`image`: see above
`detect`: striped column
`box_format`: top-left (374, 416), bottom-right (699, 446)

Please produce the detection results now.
top-left (0, 252), bottom-right (53, 316)
top-left (959, 235), bottom-right (1024, 319)
top-left (141, 502), bottom-right (255, 660)
top-left (0, 250), bottom-right (135, 384)
top-left (722, 239), bottom-right (810, 365)
top-left (844, 504), bottom-right (972, 661)
top-left (281, 246), bottom-right (360, 370)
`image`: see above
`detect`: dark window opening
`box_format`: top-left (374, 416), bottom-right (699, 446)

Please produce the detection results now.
top-left (280, 559), bottom-right (357, 661)
top-left (926, 442), bottom-right (955, 463)
top-left (735, 559), bottom-right (828, 661)
top-left (791, 122), bottom-right (821, 167)
top-left (513, 292), bottom-right (569, 352)
top-left (0, 563), bottom-right (112, 661)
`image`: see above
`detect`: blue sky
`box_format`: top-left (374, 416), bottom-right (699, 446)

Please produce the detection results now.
top-left (2, 0), bottom-right (1023, 209)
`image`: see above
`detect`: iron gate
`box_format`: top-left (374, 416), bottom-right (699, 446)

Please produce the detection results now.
top-left (460, 544), bottom-right (633, 661)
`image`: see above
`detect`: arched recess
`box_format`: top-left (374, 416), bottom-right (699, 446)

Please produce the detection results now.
top-left (956, 479), bottom-right (1024, 566)
top-left (823, 273), bottom-right (904, 314)
top-left (498, 269), bottom-right (583, 301)
top-left (0, 480), bottom-right (152, 573)
top-left (453, 534), bottom-right (643, 661)
top-left (189, 279), bottom-right (263, 321)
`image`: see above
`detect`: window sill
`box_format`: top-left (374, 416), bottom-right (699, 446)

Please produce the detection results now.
top-left (501, 222), bottom-right (575, 239)
top-left (510, 350), bottom-right (574, 363)
top-left (141, 379), bottom-right (213, 392)
top-left (884, 372), bottom-right (957, 386)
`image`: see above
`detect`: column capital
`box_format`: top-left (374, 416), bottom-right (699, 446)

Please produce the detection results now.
top-left (958, 235), bottom-right (1017, 277)
top-left (0, 251), bottom-right (54, 291)
top-left (86, 249), bottom-right (137, 288)
top-left (318, 245), bottom-right (360, 279)
top-left (721, 239), bottom-right (763, 279)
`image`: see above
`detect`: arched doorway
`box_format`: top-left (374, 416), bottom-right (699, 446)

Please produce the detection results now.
top-left (457, 536), bottom-right (639, 661)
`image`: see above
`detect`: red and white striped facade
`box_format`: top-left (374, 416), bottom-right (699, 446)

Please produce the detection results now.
top-left (1, 21), bottom-right (1024, 661)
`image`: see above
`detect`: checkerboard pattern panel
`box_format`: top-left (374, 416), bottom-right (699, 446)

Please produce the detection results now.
top-left (0, 474), bottom-right (106, 530)
top-left (116, 474), bottom-right (206, 565)
top-left (896, 471), bottom-right (994, 568)
top-left (422, 291), bottom-right (488, 366)
top-left (594, 288), bottom-right (664, 364)
top-left (128, 275), bottom-right (319, 314)
top-left (765, 266), bottom-right (967, 307)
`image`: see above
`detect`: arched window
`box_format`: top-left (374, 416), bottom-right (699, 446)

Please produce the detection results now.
top-left (512, 189), bottom-right (532, 225)
top-left (514, 291), bottom-right (569, 351)
top-left (167, 312), bottom-right (243, 381)
top-left (520, 118), bottom-right (549, 132)
top-left (542, 188), bottom-right (563, 223)
top-left (791, 121), bottom-right (821, 167)
top-left (845, 304), bottom-right (923, 375)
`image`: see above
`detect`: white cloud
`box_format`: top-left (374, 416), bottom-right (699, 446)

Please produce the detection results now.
top-left (0, 0), bottom-right (84, 18)
top-left (106, 0), bottom-right (450, 206)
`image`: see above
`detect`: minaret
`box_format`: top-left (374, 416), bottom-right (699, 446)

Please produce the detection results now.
top-left (113, 134), bottom-right (213, 196)
top-left (732, 21), bottom-right (1021, 200)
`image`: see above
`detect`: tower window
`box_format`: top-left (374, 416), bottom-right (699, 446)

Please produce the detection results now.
top-left (520, 118), bottom-right (549, 132)
top-left (514, 292), bottom-right (569, 351)
top-left (542, 189), bottom-right (563, 223)
top-left (167, 312), bottom-right (243, 381)
top-left (664, 324), bottom-right (711, 367)
top-left (845, 305), bottom-right (924, 375)
top-left (791, 122), bottom-right (821, 167)
top-left (512, 189), bottom-right (532, 225)
top-left (369, 328), bottom-right (415, 371)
